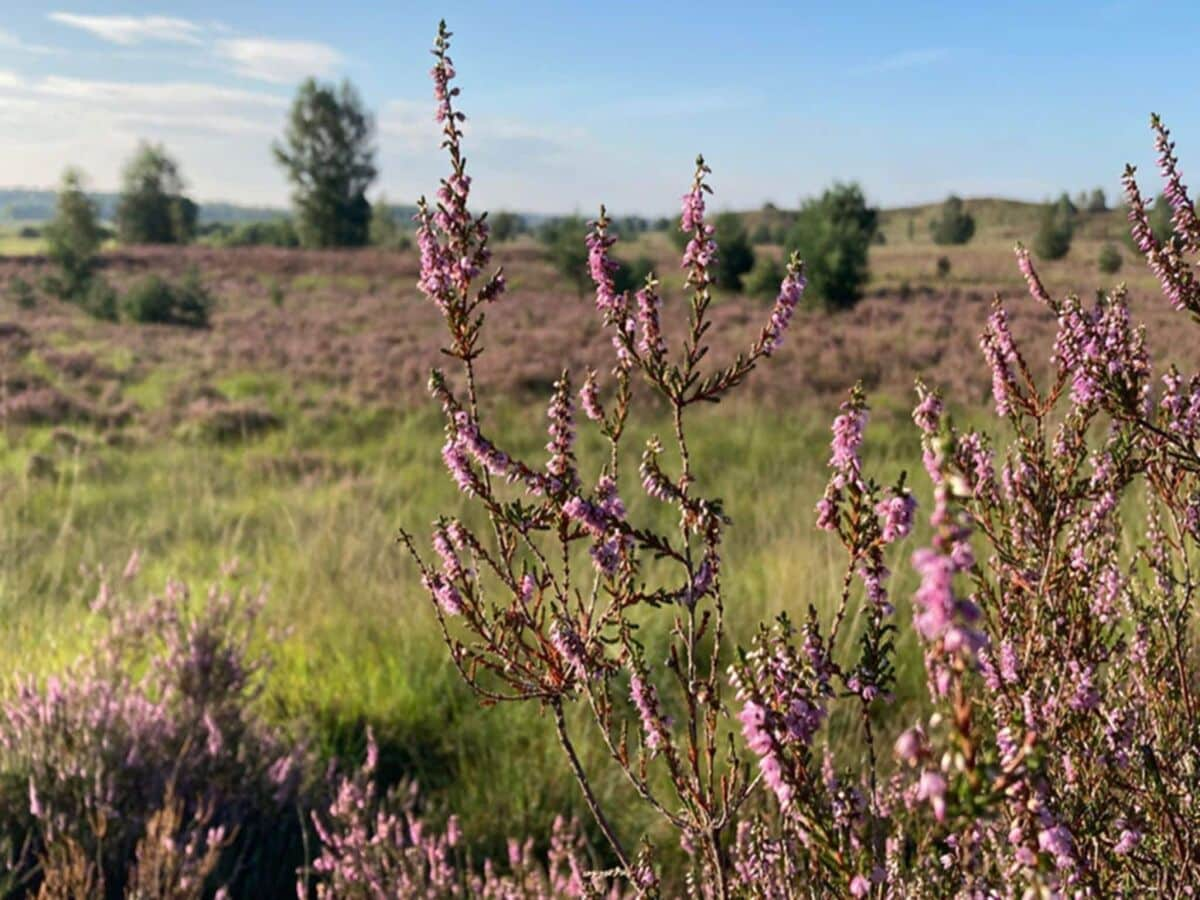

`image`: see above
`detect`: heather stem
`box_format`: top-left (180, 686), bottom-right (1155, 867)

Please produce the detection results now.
top-left (551, 699), bottom-right (632, 877)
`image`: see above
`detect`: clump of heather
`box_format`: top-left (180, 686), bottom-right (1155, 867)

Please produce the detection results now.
top-left (304, 729), bottom-right (624, 899)
top-left (0, 561), bottom-right (311, 897)
top-left (402, 19), bottom-right (1200, 897)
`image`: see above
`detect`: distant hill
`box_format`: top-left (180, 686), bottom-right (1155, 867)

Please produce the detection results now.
top-left (0, 189), bottom-right (290, 226)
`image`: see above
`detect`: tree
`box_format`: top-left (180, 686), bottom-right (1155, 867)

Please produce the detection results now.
top-left (930, 195), bottom-right (975, 245)
top-left (115, 143), bottom-right (197, 244)
top-left (44, 168), bottom-right (103, 301)
top-left (785, 183), bottom-right (878, 310)
top-left (273, 78), bottom-right (377, 248)
top-left (1087, 188), bottom-right (1107, 213)
top-left (712, 212), bottom-right (755, 291)
top-left (1032, 197), bottom-right (1074, 260)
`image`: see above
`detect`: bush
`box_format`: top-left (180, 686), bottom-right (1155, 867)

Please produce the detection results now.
top-left (929, 195), bottom-right (975, 245)
top-left (750, 222), bottom-right (772, 245)
top-left (1032, 197), bottom-right (1074, 260)
top-left (17, 226), bottom-right (38, 239)
top-left (0, 567), bottom-right (312, 897)
top-left (490, 211), bottom-right (525, 242)
top-left (82, 276), bottom-right (119, 322)
top-left (936, 255), bottom-right (952, 278)
top-left (1086, 187), bottom-right (1108, 212)
top-left (742, 254), bottom-right (785, 299)
top-left (538, 217), bottom-right (589, 294)
top-left (7, 275), bottom-right (35, 309)
top-left (712, 212), bottom-right (755, 290)
top-left (1098, 242), bottom-right (1123, 274)
top-left (612, 255), bottom-right (655, 295)
top-left (218, 219), bottom-right (301, 248)
top-left (784, 182), bottom-right (878, 309)
top-left (122, 270), bottom-right (215, 328)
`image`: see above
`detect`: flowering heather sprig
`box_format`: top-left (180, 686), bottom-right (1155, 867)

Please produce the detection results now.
top-left (579, 369), bottom-right (605, 422)
top-left (586, 206), bottom-right (624, 320)
top-left (634, 278), bottom-right (666, 360)
top-left (629, 671), bottom-right (671, 753)
top-left (1152, 113), bottom-right (1200, 248)
top-left (681, 156), bottom-right (717, 289)
top-left (550, 619), bottom-right (590, 681)
top-left (546, 371), bottom-right (578, 491)
top-left (980, 301), bottom-right (1021, 417)
top-left (758, 254), bottom-right (806, 356)
top-left (1123, 153), bottom-right (1200, 313)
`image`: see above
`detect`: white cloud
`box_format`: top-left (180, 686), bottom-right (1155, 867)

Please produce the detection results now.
top-left (0, 27), bottom-right (58, 54)
top-left (854, 48), bottom-right (952, 75)
top-left (215, 38), bottom-right (342, 84)
top-left (48, 12), bottom-right (204, 46)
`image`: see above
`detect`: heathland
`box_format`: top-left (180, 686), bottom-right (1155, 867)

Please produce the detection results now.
top-left (0, 197), bottom-right (1186, 867)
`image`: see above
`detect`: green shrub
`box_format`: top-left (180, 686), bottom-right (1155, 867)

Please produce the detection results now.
top-left (122, 270), bottom-right (214, 328)
top-left (613, 255), bottom-right (656, 295)
top-left (936, 255), bottom-right (952, 278)
top-left (784, 182), bottom-right (878, 310)
top-left (539, 217), bottom-right (589, 294)
top-left (1032, 196), bottom-right (1074, 260)
top-left (82, 277), bottom-right (119, 322)
top-left (7, 276), bottom-right (35, 309)
top-left (930, 195), bottom-right (975, 245)
top-left (490, 211), bottom-right (525, 242)
top-left (218, 220), bottom-right (300, 248)
top-left (115, 142), bottom-right (197, 245)
top-left (1098, 242), bottom-right (1123, 274)
top-left (742, 255), bottom-right (785, 299)
top-left (750, 223), bottom-right (772, 245)
top-left (712, 212), bottom-right (755, 291)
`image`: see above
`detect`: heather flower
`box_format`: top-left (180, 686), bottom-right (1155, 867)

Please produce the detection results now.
top-left (579, 369), bottom-right (604, 422)
top-left (629, 673), bottom-right (670, 752)
top-left (759, 256), bottom-right (806, 356)
top-left (876, 489), bottom-right (917, 543)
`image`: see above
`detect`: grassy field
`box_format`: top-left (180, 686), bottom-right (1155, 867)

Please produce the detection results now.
top-left (0, 217), bottom-right (1184, 862)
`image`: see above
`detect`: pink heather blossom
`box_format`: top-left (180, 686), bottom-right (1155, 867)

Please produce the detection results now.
top-left (629, 673), bottom-right (669, 752)
top-left (422, 573), bottom-right (464, 616)
top-left (635, 282), bottom-right (666, 359)
top-left (849, 874), bottom-right (871, 897)
top-left (916, 769), bottom-right (948, 822)
top-left (830, 402), bottom-right (867, 473)
top-left (760, 262), bottom-right (806, 356)
top-left (680, 187), bottom-right (705, 234)
top-left (579, 369), bottom-right (604, 421)
top-left (550, 620), bottom-right (589, 679)
top-left (876, 490), bottom-right (917, 543)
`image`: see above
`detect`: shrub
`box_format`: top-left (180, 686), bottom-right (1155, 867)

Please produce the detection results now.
top-left (7, 275), bottom-right (35, 309)
top-left (82, 276), bottom-right (119, 322)
top-left (17, 226), bottom-right (38, 239)
top-left (750, 222), bottom-right (772, 245)
top-left (1098, 241), bottom-right (1123, 274)
top-left (219, 219), bottom-right (301, 248)
top-left (1032, 196), bottom-right (1074, 260)
top-left (402, 26), bottom-right (1200, 895)
top-left (0, 564), bottom-right (312, 896)
top-left (490, 210), bottom-right (525, 242)
top-left (936, 254), bottom-right (951, 278)
top-left (538, 216), bottom-right (589, 294)
top-left (742, 254), bottom-right (785, 299)
top-left (122, 270), bottom-right (215, 328)
top-left (1087, 187), bottom-right (1108, 212)
top-left (368, 198), bottom-right (410, 250)
top-left (929, 194), bottom-right (975, 245)
top-left (612, 255), bottom-right (655, 295)
top-left (785, 182), bottom-right (878, 309)
top-left (712, 211), bottom-right (755, 290)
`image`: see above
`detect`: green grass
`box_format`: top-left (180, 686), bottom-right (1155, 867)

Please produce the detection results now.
top-left (0, 386), bottom-right (945, 858)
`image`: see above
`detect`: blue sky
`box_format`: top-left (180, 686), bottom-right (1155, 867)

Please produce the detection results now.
top-left (0, 2), bottom-right (1197, 214)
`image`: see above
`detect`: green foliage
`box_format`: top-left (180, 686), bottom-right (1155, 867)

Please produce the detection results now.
top-left (368, 199), bottom-right (410, 250)
top-left (273, 78), bottom-right (377, 248)
top-left (784, 182), bottom-right (878, 310)
top-left (538, 217), bottom-right (589, 294)
top-left (1087, 188), bottom-right (1108, 213)
top-left (1098, 242), bottom-right (1123, 275)
top-left (122, 269), bottom-right (215, 328)
top-left (1032, 196), bottom-right (1074, 260)
top-left (7, 276), bottom-right (35, 309)
top-left (936, 255), bottom-right (951, 278)
top-left (750, 223), bottom-right (772, 245)
top-left (612, 255), bottom-right (656, 295)
top-left (115, 142), bottom-right (197, 245)
top-left (742, 255), bottom-right (785, 299)
top-left (1150, 193), bottom-right (1175, 244)
top-left (44, 168), bottom-right (103, 303)
top-left (489, 211), bottom-right (525, 242)
top-left (83, 277), bottom-right (119, 322)
top-left (217, 220), bottom-right (300, 248)
top-left (712, 212), bottom-right (755, 291)
top-left (929, 195), bottom-right (975, 245)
